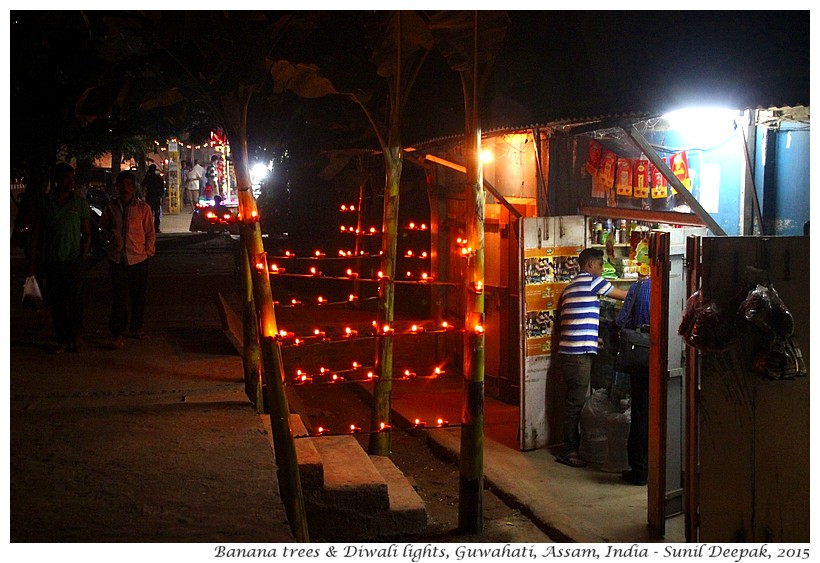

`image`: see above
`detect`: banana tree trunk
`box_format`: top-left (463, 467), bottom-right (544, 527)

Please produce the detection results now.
top-left (369, 147), bottom-right (401, 456)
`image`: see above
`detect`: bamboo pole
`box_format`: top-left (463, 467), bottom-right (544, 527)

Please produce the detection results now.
top-left (241, 220), bottom-right (309, 542)
top-left (458, 11), bottom-right (485, 534)
top-left (241, 245), bottom-right (264, 413)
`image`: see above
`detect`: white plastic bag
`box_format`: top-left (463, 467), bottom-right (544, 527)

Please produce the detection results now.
top-left (22, 275), bottom-right (44, 311)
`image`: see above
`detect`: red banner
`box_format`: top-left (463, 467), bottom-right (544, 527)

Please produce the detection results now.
top-left (670, 150), bottom-right (692, 193)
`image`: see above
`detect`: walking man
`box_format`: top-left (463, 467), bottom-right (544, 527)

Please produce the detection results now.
top-left (26, 162), bottom-right (91, 353)
top-left (100, 171), bottom-right (156, 348)
top-left (142, 164), bottom-right (165, 233)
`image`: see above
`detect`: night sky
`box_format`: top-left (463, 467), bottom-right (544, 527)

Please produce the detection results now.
top-left (401, 10), bottom-right (810, 141)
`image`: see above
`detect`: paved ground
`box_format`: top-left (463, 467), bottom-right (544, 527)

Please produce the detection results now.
top-left (9, 224), bottom-right (293, 548)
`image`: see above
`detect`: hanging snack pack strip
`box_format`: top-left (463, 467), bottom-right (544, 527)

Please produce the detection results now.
top-left (598, 149), bottom-right (617, 190)
top-left (615, 158), bottom-right (633, 197)
top-left (633, 159), bottom-right (650, 199)
top-left (586, 139), bottom-right (602, 176)
top-left (651, 157), bottom-right (669, 199)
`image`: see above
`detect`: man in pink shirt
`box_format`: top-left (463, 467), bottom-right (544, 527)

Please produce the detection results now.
top-left (99, 171), bottom-right (156, 348)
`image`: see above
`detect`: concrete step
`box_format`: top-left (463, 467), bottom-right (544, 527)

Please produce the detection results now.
top-left (311, 434), bottom-right (390, 513)
top-left (286, 413), bottom-right (427, 540)
top-left (369, 455), bottom-right (428, 537)
top-left (289, 414), bottom-right (323, 500)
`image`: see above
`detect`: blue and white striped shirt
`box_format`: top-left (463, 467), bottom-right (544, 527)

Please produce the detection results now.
top-left (558, 272), bottom-right (614, 355)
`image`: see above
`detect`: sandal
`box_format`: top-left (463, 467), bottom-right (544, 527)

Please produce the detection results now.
top-left (556, 452), bottom-right (587, 468)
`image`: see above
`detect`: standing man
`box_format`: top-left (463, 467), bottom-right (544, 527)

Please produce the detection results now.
top-left (142, 164), bottom-right (165, 233)
top-left (555, 247), bottom-right (627, 468)
top-left (186, 159), bottom-right (202, 209)
top-left (205, 155), bottom-right (220, 200)
top-left (616, 259), bottom-right (651, 485)
top-left (26, 163), bottom-right (91, 353)
top-left (100, 171), bottom-right (156, 349)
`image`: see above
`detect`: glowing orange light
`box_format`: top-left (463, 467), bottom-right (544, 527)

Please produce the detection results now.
top-left (408, 222), bottom-right (416, 229)
top-left (340, 205), bottom-right (347, 211)
top-left (338, 249), bottom-right (347, 256)
top-left (349, 424), bottom-right (361, 433)
top-left (291, 298), bottom-right (301, 305)
top-left (315, 250), bottom-right (324, 257)
top-left (437, 418), bottom-right (448, 427)
top-left (383, 325), bottom-right (391, 333)
top-left (285, 250), bottom-right (293, 257)
top-left (250, 210), bottom-right (258, 219)
top-left (255, 261), bottom-right (265, 271)
top-left (435, 367), bottom-right (443, 375)
top-left (421, 251), bottom-right (428, 258)
top-left (369, 227), bottom-right (377, 233)
top-left (294, 338), bottom-right (302, 345)
top-left (421, 273), bottom-right (429, 281)
top-left (405, 250), bottom-right (414, 257)
top-left (348, 294), bottom-right (356, 301)
top-left (350, 205), bottom-right (355, 211)
top-left (406, 271), bottom-right (412, 278)
top-left (314, 329), bottom-right (324, 337)
top-left (317, 426), bottom-right (327, 435)
top-left (352, 361), bottom-right (359, 368)
top-left (379, 422), bottom-right (392, 432)
top-left (377, 271), bottom-right (384, 279)
top-left (319, 367), bottom-right (327, 374)
top-left (317, 296), bottom-right (324, 304)
top-left (270, 263), bottom-right (280, 273)
top-left (474, 324), bottom-right (485, 335)
top-left (411, 324), bottom-right (419, 332)
top-left (367, 371), bottom-right (375, 379)
top-left (420, 223), bottom-right (427, 230)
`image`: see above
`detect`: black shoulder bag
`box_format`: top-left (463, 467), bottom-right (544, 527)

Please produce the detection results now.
top-left (615, 280), bottom-right (650, 373)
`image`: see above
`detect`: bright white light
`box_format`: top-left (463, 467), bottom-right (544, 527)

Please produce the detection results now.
top-left (251, 163), bottom-right (270, 185)
top-left (660, 107), bottom-right (740, 147)
top-left (481, 149), bottom-right (494, 163)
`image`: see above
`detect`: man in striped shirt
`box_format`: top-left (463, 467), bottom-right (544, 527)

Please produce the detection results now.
top-left (555, 247), bottom-right (627, 468)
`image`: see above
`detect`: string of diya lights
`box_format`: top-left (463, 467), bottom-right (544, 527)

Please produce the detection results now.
top-left (264, 261), bottom-right (456, 287)
top-left (274, 320), bottom-right (470, 349)
top-left (294, 417), bottom-right (458, 439)
top-left (286, 360), bottom-right (449, 386)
